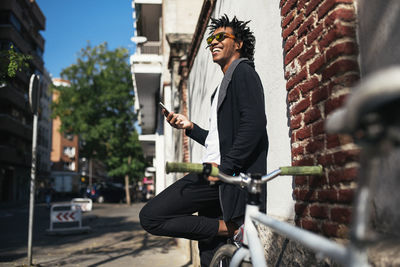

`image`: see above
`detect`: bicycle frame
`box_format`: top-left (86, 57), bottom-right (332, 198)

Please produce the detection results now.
top-left (229, 202), bottom-right (368, 267)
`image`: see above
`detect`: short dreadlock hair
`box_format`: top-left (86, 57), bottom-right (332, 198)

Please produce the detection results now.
top-left (208, 14), bottom-right (255, 61)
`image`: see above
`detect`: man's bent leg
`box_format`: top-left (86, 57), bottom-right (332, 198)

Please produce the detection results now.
top-left (139, 173), bottom-right (220, 240)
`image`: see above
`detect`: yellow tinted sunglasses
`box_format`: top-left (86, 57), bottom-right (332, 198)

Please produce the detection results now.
top-left (206, 32), bottom-right (236, 45)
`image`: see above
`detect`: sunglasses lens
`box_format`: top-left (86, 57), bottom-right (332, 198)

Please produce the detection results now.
top-left (215, 33), bottom-right (225, 42)
top-left (207, 36), bottom-right (213, 45)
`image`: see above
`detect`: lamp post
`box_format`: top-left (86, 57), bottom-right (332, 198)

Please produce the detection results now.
top-left (27, 74), bottom-right (40, 266)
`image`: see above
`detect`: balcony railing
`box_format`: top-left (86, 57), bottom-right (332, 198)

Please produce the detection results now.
top-left (136, 41), bottom-right (161, 55)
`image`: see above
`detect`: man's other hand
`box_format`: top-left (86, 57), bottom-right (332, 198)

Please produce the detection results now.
top-left (207, 162), bottom-right (220, 182)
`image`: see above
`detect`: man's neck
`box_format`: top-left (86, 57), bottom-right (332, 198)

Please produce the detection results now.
top-left (221, 55), bottom-right (241, 74)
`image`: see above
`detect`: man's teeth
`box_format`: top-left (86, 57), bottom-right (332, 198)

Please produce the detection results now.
top-left (213, 48), bottom-right (222, 52)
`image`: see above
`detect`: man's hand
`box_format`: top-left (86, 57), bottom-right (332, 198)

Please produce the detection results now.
top-left (207, 162), bottom-right (220, 182)
top-left (165, 111), bottom-right (194, 130)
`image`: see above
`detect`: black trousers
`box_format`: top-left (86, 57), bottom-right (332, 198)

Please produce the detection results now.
top-left (139, 173), bottom-right (227, 266)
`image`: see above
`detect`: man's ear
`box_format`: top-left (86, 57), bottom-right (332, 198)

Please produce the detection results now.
top-left (236, 41), bottom-right (243, 51)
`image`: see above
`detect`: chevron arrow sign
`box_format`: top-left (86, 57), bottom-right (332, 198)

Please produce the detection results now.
top-left (52, 211), bottom-right (80, 222)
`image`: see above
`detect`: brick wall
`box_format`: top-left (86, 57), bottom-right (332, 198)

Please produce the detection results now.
top-left (280, 0), bottom-right (360, 238)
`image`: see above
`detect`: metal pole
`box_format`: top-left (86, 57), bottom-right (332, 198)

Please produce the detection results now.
top-left (28, 112), bottom-right (38, 266)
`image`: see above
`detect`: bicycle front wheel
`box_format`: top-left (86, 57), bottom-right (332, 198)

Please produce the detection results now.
top-left (210, 244), bottom-right (252, 267)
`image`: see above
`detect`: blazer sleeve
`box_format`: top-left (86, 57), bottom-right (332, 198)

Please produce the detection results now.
top-left (219, 64), bottom-right (267, 175)
top-left (185, 123), bottom-right (208, 146)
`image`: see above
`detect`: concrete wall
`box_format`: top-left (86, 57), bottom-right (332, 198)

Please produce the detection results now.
top-left (356, 0), bottom-right (400, 76)
top-left (187, 0), bottom-right (294, 220)
top-left (356, 0), bottom-right (400, 238)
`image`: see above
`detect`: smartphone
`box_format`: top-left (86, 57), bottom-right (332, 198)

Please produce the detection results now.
top-left (159, 102), bottom-right (170, 116)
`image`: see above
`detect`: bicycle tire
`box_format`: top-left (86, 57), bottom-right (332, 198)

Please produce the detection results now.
top-left (210, 244), bottom-right (252, 267)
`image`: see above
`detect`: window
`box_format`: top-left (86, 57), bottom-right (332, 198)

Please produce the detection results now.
top-left (63, 146), bottom-right (75, 158)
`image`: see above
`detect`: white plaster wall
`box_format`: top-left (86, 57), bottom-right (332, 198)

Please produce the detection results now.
top-left (188, 0), bottom-right (294, 219)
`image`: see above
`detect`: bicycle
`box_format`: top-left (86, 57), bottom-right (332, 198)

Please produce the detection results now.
top-left (166, 66), bottom-right (400, 267)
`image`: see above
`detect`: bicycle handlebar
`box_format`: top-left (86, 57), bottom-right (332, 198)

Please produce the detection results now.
top-left (166, 162), bottom-right (219, 176)
top-left (165, 162), bottom-right (323, 183)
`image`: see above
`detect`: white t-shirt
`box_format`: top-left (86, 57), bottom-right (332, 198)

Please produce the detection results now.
top-left (202, 85), bottom-right (221, 164)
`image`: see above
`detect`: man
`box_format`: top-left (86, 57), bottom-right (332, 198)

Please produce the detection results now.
top-left (140, 15), bottom-right (268, 266)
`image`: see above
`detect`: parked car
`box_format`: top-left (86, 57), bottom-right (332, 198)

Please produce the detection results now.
top-left (85, 182), bottom-right (125, 203)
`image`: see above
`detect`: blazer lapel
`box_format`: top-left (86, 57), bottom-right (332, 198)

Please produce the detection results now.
top-left (217, 58), bottom-right (248, 111)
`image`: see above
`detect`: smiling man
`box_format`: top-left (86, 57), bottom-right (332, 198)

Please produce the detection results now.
top-left (139, 15), bottom-right (268, 266)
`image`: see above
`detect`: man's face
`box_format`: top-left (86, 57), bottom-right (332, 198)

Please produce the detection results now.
top-left (208, 27), bottom-right (241, 69)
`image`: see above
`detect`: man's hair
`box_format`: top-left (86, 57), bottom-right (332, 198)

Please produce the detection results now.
top-left (208, 14), bottom-right (255, 61)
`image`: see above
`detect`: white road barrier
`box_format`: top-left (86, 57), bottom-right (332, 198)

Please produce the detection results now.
top-left (47, 203), bottom-right (90, 234)
top-left (71, 198), bottom-right (93, 212)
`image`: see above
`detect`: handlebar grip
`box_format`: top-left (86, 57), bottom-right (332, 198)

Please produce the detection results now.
top-left (165, 162), bottom-right (219, 177)
top-left (280, 165), bottom-right (323, 176)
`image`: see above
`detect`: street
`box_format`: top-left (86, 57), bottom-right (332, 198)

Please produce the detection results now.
top-left (0, 202), bottom-right (190, 267)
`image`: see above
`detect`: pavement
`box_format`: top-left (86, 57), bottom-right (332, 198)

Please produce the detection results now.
top-left (0, 201), bottom-right (191, 267)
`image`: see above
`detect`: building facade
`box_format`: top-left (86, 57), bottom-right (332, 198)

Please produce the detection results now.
top-left (173, 0), bottom-right (400, 265)
top-left (0, 0), bottom-right (51, 203)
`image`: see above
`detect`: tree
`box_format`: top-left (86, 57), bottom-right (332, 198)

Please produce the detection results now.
top-left (52, 43), bottom-right (146, 204)
top-left (0, 45), bottom-right (31, 85)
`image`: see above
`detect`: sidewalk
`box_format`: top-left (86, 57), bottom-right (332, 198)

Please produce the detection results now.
top-left (0, 202), bottom-right (191, 267)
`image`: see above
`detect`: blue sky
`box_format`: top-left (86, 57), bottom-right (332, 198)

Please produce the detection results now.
top-left (36, 0), bottom-right (135, 78)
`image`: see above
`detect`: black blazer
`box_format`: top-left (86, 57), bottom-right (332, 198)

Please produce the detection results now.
top-left (186, 58), bottom-right (268, 222)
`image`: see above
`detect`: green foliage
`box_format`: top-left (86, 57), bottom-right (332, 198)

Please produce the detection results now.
top-left (52, 43), bottom-right (145, 181)
top-left (0, 45), bottom-right (31, 84)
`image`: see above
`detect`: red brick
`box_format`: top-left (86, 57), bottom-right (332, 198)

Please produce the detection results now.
top-left (332, 149), bottom-right (360, 166)
top-left (290, 114), bottom-right (302, 130)
top-left (321, 221), bottom-right (340, 237)
top-left (317, 153), bottom-right (335, 166)
top-left (292, 144), bottom-right (305, 157)
top-left (296, 125), bottom-right (312, 140)
top-left (298, 0), bottom-right (307, 9)
top-left (331, 206), bottom-right (352, 224)
top-left (298, 77), bottom-right (319, 96)
top-left (305, 137), bottom-right (324, 153)
top-left (326, 134), bottom-right (340, 149)
top-left (282, 9), bottom-right (296, 28)
top-left (281, 0), bottom-right (297, 17)
top-left (331, 73), bottom-right (359, 88)
top-left (312, 120), bottom-right (325, 136)
top-left (325, 8), bottom-right (355, 27)
top-left (285, 40), bottom-right (305, 65)
top-left (318, 188), bottom-right (338, 202)
top-left (287, 68), bottom-right (308, 90)
top-left (319, 23), bottom-right (356, 48)
top-left (298, 15), bottom-right (315, 37)
top-left (295, 202), bottom-right (309, 216)
top-left (291, 97), bottom-right (310, 115)
top-left (299, 46), bottom-right (316, 66)
top-left (310, 204), bottom-right (329, 219)
top-left (283, 13), bottom-right (304, 40)
top-left (284, 35), bottom-right (297, 52)
top-left (328, 167), bottom-right (358, 184)
top-left (306, 23), bottom-right (323, 45)
top-left (337, 189), bottom-right (355, 203)
top-left (288, 87), bottom-right (300, 103)
top-left (301, 219), bottom-right (320, 232)
top-left (318, 0), bottom-right (354, 19)
top-left (324, 94), bottom-right (347, 115)
top-left (309, 174), bottom-right (325, 188)
top-left (326, 42), bottom-right (358, 62)
top-left (304, 106), bottom-right (321, 124)
top-left (293, 157), bottom-right (315, 167)
top-left (305, 0), bottom-right (321, 16)
top-left (311, 85), bottom-right (329, 105)
top-left (309, 55), bottom-right (326, 74)
top-left (323, 59), bottom-right (358, 81)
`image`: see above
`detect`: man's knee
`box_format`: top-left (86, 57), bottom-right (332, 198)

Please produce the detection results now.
top-left (139, 203), bottom-right (161, 235)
